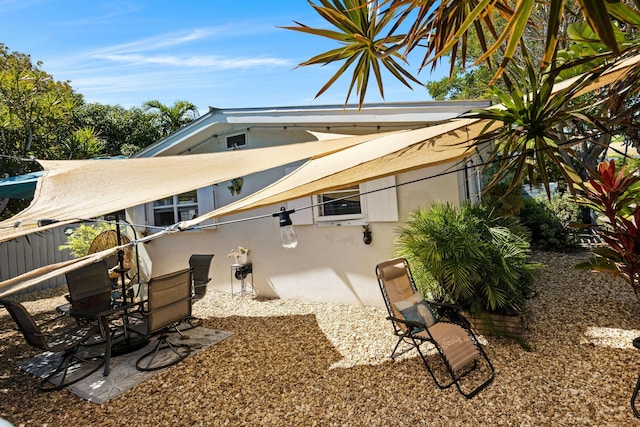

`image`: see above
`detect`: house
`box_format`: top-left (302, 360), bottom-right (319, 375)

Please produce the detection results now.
top-left (128, 101), bottom-right (491, 307)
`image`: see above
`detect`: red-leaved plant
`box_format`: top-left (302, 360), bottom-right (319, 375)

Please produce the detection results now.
top-left (576, 159), bottom-right (640, 302)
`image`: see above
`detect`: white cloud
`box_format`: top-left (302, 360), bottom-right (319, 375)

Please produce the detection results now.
top-left (95, 53), bottom-right (289, 69)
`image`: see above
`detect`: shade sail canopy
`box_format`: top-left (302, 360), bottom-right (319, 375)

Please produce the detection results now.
top-left (2, 51), bottom-right (640, 295)
top-left (0, 132), bottom-right (396, 243)
top-left (178, 52), bottom-right (640, 227)
top-left (0, 171), bottom-right (43, 199)
top-left (180, 118), bottom-right (493, 228)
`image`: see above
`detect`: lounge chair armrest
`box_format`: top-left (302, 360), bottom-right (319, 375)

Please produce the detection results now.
top-left (429, 301), bottom-right (462, 312)
top-left (386, 315), bottom-right (426, 332)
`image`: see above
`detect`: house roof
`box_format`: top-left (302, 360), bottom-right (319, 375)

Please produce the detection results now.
top-left (134, 100), bottom-right (492, 158)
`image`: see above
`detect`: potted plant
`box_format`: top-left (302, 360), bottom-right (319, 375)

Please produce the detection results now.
top-left (227, 246), bottom-right (250, 265)
top-left (394, 202), bottom-right (540, 338)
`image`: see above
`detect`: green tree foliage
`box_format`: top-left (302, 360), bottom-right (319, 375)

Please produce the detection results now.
top-left (287, 0), bottom-right (640, 108)
top-left (0, 44), bottom-right (84, 168)
top-left (142, 100), bottom-right (198, 136)
top-left (58, 222), bottom-right (115, 258)
top-left (60, 127), bottom-right (105, 160)
top-left (426, 65), bottom-right (495, 100)
top-left (74, 103), bottom-right (163, 156)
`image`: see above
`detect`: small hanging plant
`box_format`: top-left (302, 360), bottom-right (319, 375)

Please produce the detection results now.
top-left (228, 177), bottom-right (243, 196)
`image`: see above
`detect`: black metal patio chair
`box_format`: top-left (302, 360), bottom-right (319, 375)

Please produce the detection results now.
top-left (0, 298), bottom-right (104, 391)
top-left (130, 268), bottom-right (194, 371)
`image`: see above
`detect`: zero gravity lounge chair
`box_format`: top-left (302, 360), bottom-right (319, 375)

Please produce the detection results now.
top-left (376, 258), bottom-right (495, 399)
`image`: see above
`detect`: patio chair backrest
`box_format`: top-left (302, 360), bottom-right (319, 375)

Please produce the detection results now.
top-left (146, 268), bottom-right (193, 334)
top-left (0, 299), bottom-right (47, 350)
top-left (376, 258), bottom-right (418, 332)
top-left (65, 260), bottom-right (113, 317)
top-left (188, 254), bottom-right (214, 300)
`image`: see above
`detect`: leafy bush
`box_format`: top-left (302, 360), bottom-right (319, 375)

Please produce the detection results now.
top-left (58, 223), bottom-right (114, 258)
top-left (518, 192), bottom-right (581, 251)
top-left (394, 202), bottom-right (539, 315)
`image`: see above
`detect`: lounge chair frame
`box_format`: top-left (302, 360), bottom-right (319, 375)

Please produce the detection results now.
top-left (376, 257), bottom-right (495, 399)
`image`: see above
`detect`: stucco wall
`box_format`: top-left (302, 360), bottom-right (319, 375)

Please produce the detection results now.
top-left (141, 162), bottom-right (462, 308)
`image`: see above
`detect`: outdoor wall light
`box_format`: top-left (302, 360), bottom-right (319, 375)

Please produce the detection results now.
top-left (273, 207), bottom-right (298, 249)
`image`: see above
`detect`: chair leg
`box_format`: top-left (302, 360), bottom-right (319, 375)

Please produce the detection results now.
top-left (177, 316), bottom-right (203, 331)
top-left (632, 374), bottom-right (640, 418)
top-left (135, 334), bottom-right (191, 372)
top-left (38, 349), bottom-right (105, 392)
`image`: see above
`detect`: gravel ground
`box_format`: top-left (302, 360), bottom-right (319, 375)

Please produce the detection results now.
top-left (1, 250), bottom-right (640, 426)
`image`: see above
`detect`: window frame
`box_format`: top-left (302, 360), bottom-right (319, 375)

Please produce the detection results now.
top-left (226, 133), bottom-right (247, 150)
top-left (314, 185), bottom-right (366, 223)
top-left (143, 186), bottom-right (216, 228)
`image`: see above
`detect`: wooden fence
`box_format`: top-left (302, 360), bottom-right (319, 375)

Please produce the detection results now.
top-left (0, 225), bottom-right (73, 295)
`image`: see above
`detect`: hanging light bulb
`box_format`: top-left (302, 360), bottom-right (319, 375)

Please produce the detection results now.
top-left (273, 207), bottom-right (298, 249)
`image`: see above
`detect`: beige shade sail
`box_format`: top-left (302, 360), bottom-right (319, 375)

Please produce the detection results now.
top-left (179, 52), bottom-right (640, 228)
top-left (0, 246), bottom-right (121, 297)
top-left (180, 118), bottom-right (495, 228)
top-left (0, 132), bottom-right (398, 244)
top-left (2, 52), bottom-right (640, 294)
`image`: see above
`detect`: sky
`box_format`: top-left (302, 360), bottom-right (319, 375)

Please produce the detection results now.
top-left (1, 0), bottom-right (448, 116)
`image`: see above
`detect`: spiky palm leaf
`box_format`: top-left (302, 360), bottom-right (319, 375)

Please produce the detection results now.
top-left (463, 46), bottom-right (610, 197)
top-left (281, 0), bottom-right (423, 107)
top-left (288, 0), bottom-right (640, 107)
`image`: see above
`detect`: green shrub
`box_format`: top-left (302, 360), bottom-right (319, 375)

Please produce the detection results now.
top-left (518, 192), bottom-right (581, 251)
top-left (394, 202), bottom-right (539, 315)
top-left (58, 223), bottom-right (114, 258)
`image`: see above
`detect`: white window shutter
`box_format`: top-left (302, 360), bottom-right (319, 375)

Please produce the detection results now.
top-left (361, 176), bottom-right (398, 222)
top-left (284, 166), bottom-right (313, 225)
top-left (197, 186), bottom-right (215, 213)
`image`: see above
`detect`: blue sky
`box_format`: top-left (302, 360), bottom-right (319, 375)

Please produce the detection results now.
top-left (1, 0), bottom-right (446, 115)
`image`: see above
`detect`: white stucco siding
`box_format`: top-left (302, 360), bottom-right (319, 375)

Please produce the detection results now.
top-left (141, 160), bottom-right (465, 308)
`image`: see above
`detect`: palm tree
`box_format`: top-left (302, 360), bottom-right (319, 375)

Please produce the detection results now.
top-left (142, 100), bottom-right (199, 136)
top-left (284, 0), bottom-right (640, 109)
top-left (286, 0), bottom-right (640, 198)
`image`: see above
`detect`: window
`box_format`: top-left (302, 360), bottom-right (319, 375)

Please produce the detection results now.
top-left (226, 133), bottom-right (247, 150)
top-left (152, 190), bottom-right (199, 226)
top-left (314, 176), bottom-right (398, 225)
top-left (316, 186), bottom-right (363, 218)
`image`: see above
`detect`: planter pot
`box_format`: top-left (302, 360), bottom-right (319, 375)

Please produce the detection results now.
top-left (236, 253), bottom-right (248, 265)
top-left (463, 310), bottom-right (524, 338)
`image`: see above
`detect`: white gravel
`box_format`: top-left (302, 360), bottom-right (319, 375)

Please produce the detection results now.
top-left (1, 250), bottom-right (640, 426)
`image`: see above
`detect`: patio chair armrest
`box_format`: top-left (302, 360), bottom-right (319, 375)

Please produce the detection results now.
top-left (94, 300), bottom-right (145, 319)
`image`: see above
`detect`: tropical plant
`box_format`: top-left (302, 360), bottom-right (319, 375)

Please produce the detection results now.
top-left (285, 0), bottom-right (640, 108)
top-left (465, 46), bottom-right (601, 197)
top-left (75, 103), bottom-right (163, 156)
top-left (576, 159), bottom-right (640, 302)
top-left (60, 127), bottom-right (105, 160)
top-left (281, 0), bottom-right (422, 107)
top-left (142, 100), bottom-right (199, 136)
top-left (395, 202), bottom-right (539, 315)
top-left (58, 223), bottom-right (115, 258)
top-left (518, 193), bottom-right (582, 251)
